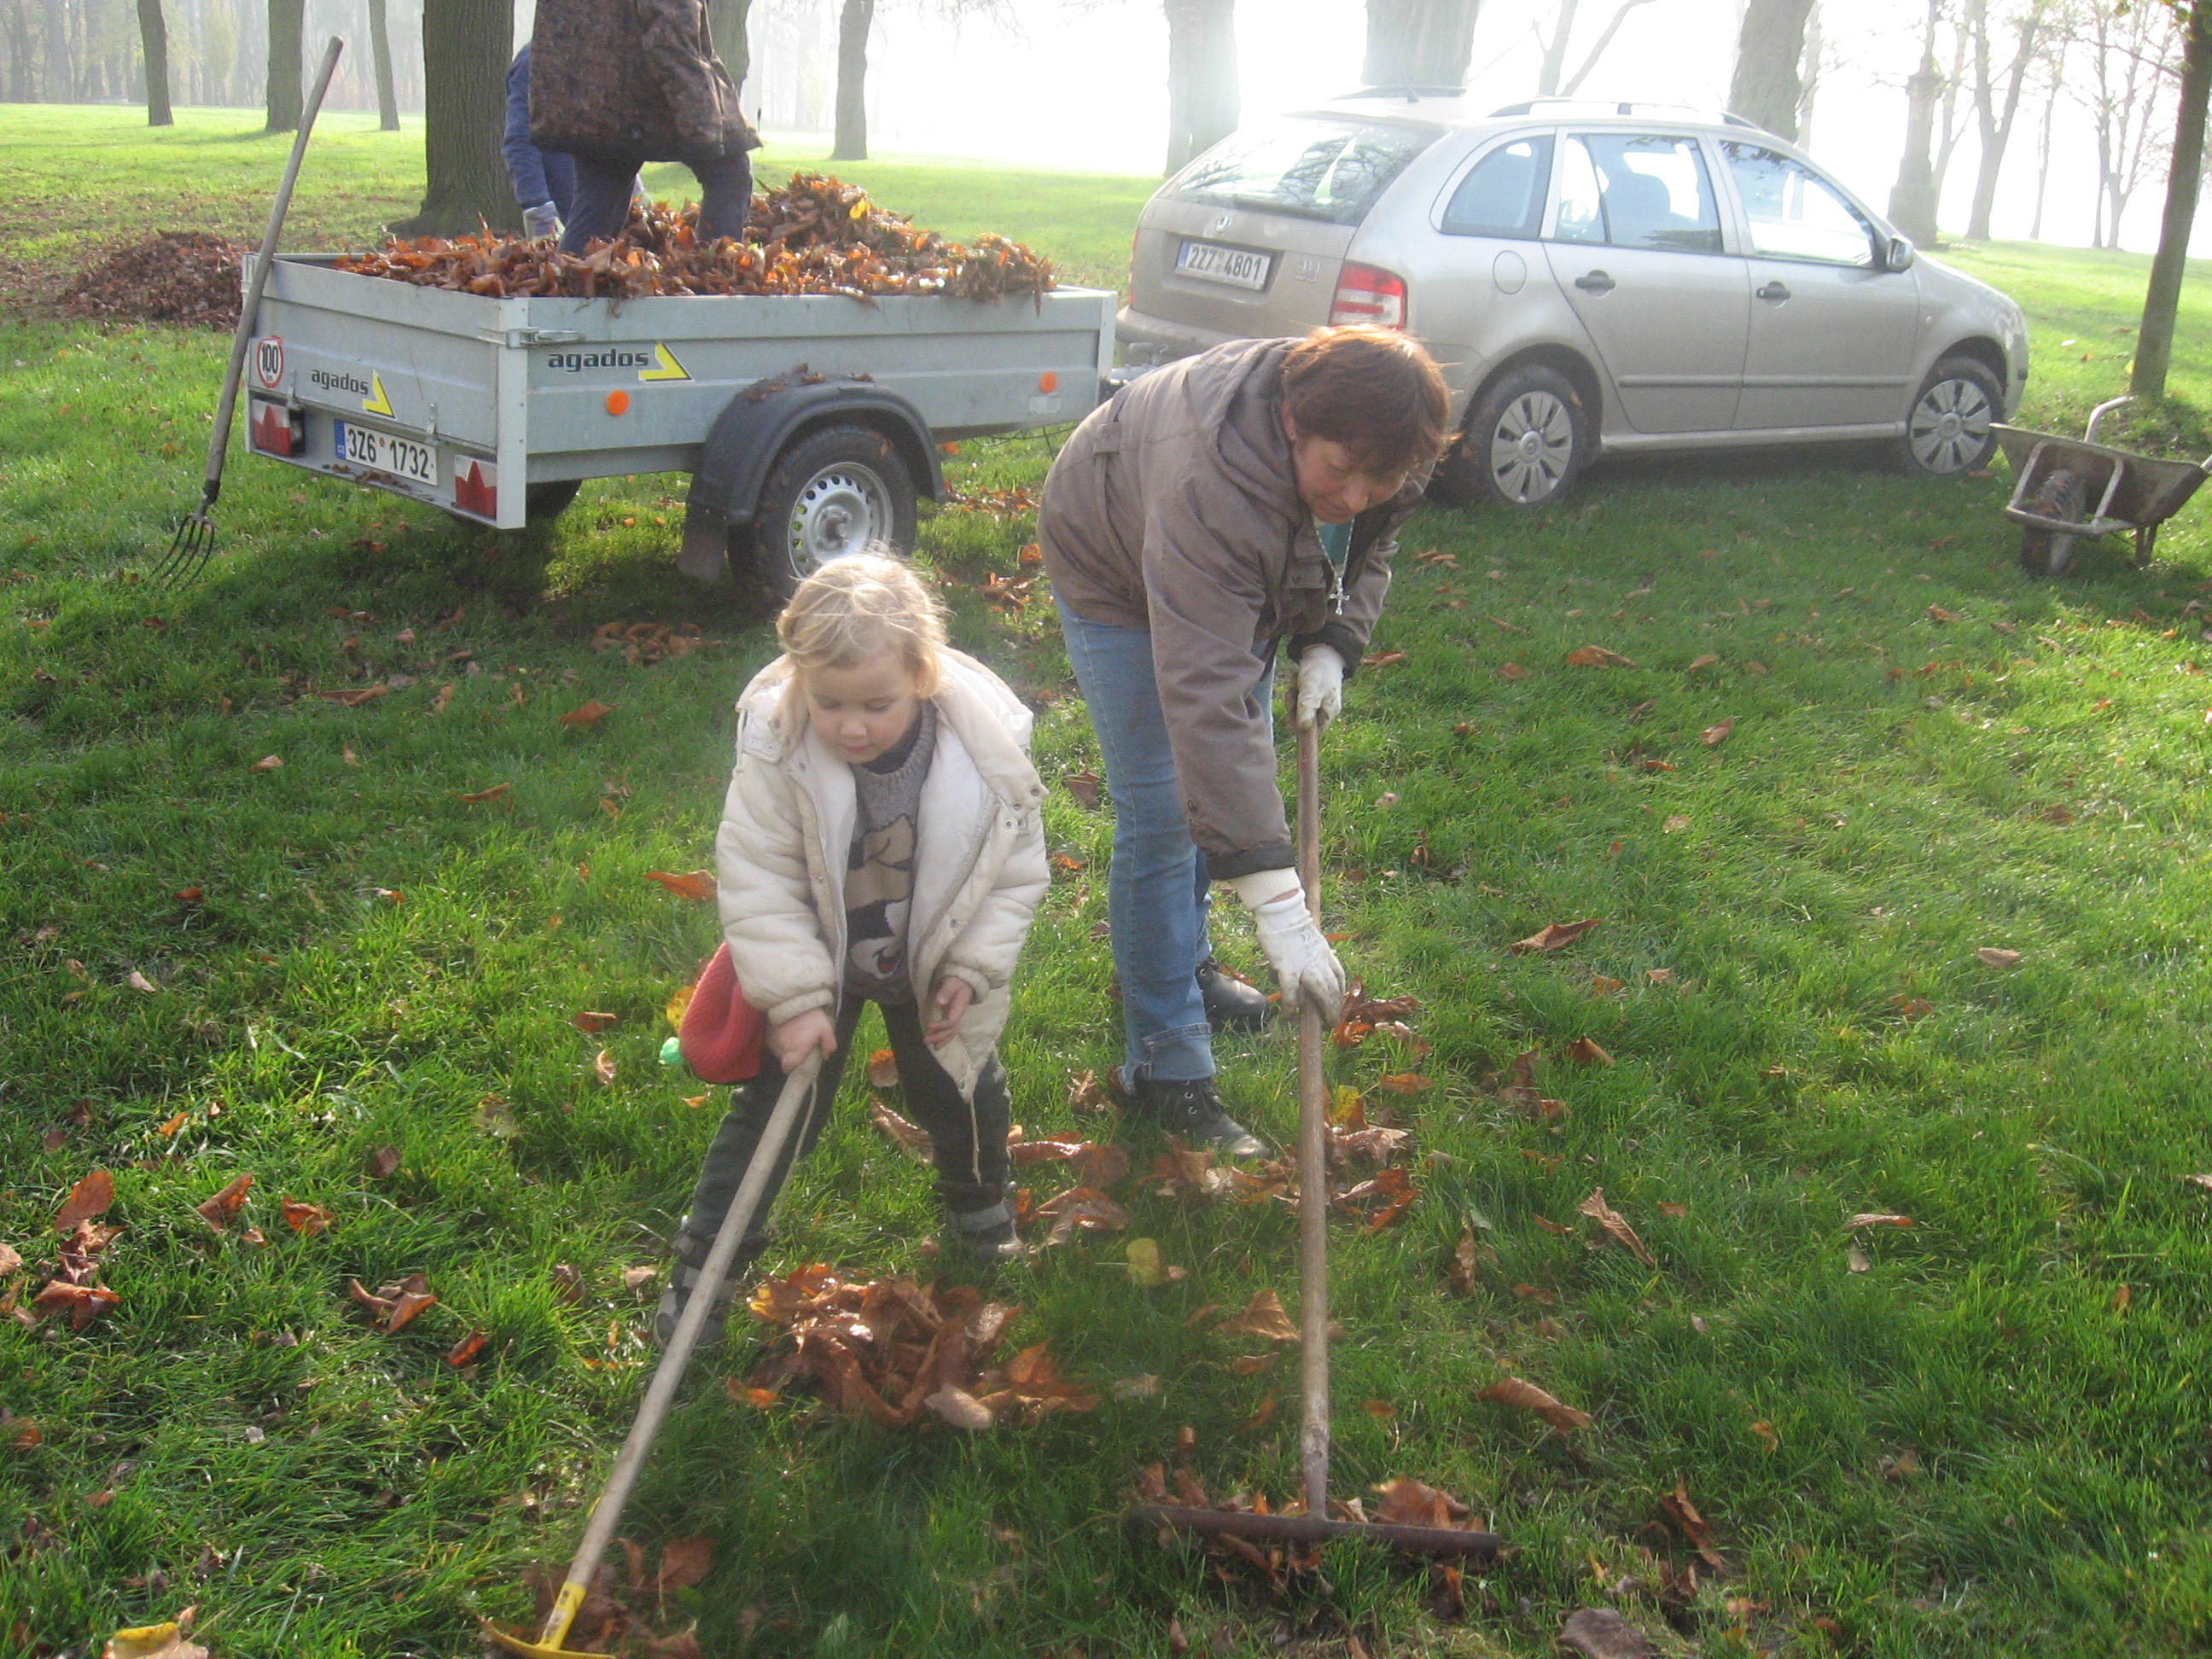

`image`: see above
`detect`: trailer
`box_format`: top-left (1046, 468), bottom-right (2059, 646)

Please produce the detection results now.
top-left (240, 254), bottom-right (1116, 591)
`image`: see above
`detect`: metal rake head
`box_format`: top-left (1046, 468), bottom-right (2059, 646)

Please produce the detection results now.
top-left (150, 504), bottom-right (218, 589)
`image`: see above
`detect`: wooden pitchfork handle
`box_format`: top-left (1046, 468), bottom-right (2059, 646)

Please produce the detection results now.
top-left (493, 1051), bottom-right (824, 1657)
top-left (199, 35), bottom-right (344, 510)
top-left (1294, 717), bottom-right (1332, 1519)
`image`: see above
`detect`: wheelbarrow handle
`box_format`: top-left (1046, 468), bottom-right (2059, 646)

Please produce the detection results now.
top-left (2082, 394), bottom-right (2133, 447)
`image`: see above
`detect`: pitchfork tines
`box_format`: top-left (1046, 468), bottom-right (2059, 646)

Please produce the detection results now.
top-left (153, 485), bottom-right (221, 588)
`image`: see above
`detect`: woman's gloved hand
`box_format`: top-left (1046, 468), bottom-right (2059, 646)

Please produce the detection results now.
top-left (1294, 644), bottom-right (1345, 731)
top-left (522, 201), bottom-right (562, 240)
top-left (1227, 870), bottom-right (1345, 1015)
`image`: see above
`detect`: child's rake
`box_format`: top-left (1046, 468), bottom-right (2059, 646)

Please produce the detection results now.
top-left (151, 35), bottom-right (343, 588)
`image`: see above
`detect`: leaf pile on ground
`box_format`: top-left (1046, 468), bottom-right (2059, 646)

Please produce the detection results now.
top-left (498, 1535), bottom-right (716, 1659)
top-left (60, 230), bottom-right (247, 329)
top-left (334, 173), bottom-right (1056, 302)
top-left (739, 1266), bottom-right (1096, 1429)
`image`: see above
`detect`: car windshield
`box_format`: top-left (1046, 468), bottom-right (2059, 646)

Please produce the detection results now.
top-left (1170, 116), bottom-right (1438, 227)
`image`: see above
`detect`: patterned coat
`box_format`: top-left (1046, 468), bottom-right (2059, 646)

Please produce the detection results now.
top-left (529, 0), bottom-right (760, 166)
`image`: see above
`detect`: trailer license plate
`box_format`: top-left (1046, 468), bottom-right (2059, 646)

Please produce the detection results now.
top-left (1177, 240), bottom-right (1272, 291)
top-left (334, 421), bottom-right (436, 486)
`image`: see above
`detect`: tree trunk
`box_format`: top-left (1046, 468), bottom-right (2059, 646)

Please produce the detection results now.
top-left (137, 0), bottom-right (172, 125)
top-left (1887, 0), bottom-right (1942, 242)
top-left (367, 0), bottom-right (400, 130)
top-left (2029, 59), bottom-right (2058, 241)
top-left (1965, 0), bottom-right (2045, 241)
top-left (1364, 0), bottom-right (1480, 90)
top-left (830, 0), bottom-right (873, 161)
top-left (2131, 0), bottom-right (2207, 401)
top-left (1796, 0), bottom-right (1822, 147)
top-left (1163, 0), bottom-right (1238, 174)
top-left (1728, 0), bottom-right (1817, 140)
top-left (392, 0), bottom-right (515, 236)
top-left (265, 0), bottom-right (303, 131)
top-left (709, 0), bottom-right (754, 97)
top-left (1559, 0), bottom-right (1658, 97)
top-left (1536, 0), bottom-right (1579, 97)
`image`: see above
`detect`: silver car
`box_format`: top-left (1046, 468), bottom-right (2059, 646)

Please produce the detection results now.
top-left (1117, 95), bottom-right (2029, 507)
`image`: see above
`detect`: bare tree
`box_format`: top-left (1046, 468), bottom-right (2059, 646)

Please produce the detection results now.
top-left (1164, 0), bottom-right (1237, 173)
top-left (137, 0), bottom-right (172, 124)
top-left (1729, 0), bottom-right (1818, 137)
top-left (1796, 2), bottom-right (1823, 142)
top-left (391, 0), bottom-right (512, 235)
top-left (1963, 0), bottom-right (2051, 237)
top-left (367, 0), bottom-right (400, 129)
top-left (830, 0), bottom-right (873, 158)
top-left (1889, 0), bottom-right (1946, 241)
top-left (1534, 0), bottom-right (1663, 97)
top-left (265, 0), bottom-right (304, 130)
top-left (1364, 0), bottom-right (1480, 90)
top-left (2072, 0), bottom-right (2178, 247)
top-left (2028, 33), bottom-right (2065, 237)
top-left (2133, 0), bottom-right (2210, 397)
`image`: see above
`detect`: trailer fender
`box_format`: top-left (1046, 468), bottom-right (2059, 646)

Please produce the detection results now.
top-left (678, 375), bottom-right (944, 581)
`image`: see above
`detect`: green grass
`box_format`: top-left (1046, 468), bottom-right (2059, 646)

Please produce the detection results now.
top-left (8, 105), bottom-right (2212, 1659)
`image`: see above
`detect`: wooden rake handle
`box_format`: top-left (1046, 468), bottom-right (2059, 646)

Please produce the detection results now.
top-left (1294, 718), bottom-right (1331, 1518)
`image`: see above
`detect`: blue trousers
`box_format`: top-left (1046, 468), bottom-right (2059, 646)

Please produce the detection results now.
top-left (559, 151), bottom-right (752, 254)
top-left (1057, 600), bottom-right (1272, 1086)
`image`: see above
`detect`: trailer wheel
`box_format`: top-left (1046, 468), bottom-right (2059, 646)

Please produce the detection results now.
top-left (747, 425), bottom-right (918, 596)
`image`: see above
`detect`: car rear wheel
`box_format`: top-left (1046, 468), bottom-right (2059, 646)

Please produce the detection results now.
top-left (744, 424), bottom-right (919, 597)
top-left (1453, 365), bottom-right (1590, 509)
top-left (1899, 357), bottom-right (2003, 477)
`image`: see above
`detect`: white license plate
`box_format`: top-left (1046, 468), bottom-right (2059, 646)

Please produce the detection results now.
top-left (1177, 240), bottom-right (1272, 291)
top-left (334, 420), bottom-right (436, 486)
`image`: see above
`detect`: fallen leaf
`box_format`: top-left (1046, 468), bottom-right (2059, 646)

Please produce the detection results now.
top-left (1062, 769), bottom-right (1103, 808)
top-left (1657, 1476), bottom-right (1725, 1569)
top-left (174, 887), bottom-right (204, 905)
top-left (126, 969), bottom-right (159, 995)
top-left (1928, 605), bottom-right (1960, 623)
top-left (572, 1010), bottom-right (619, 1033)
top-left (593, 1050), bottom-right (617, 1086)
top-left (866, 1048), bottom-right (899, 1090)
top-left (102, 1622), bottom-right (210, 1659)
top-left (924, 1386), bottom-right (995, 1431)
top-left (349, 1271), bottom-right (436, 1335)
top-left (1566, 645), bottom-right (1636, 668)
top-left (7, 1416), bottom-right (39, 1450)
top-left (1126, 1237), bottom-right (1170, 1288)
top-left (1844, 1213), bottom-right (1914, 1230)
top-left (1509, 917), bottom-right (1603, 955)
top-left (156, 1111), bottom-right (189, 1138)
top-left (1645, 968), bottom-right (1675, 985)
top-left (1701, 716), bottom-right (1735, 748)
top-left (550, 1263), bottom-right (585, 1305)
top-left (193, 1173), bottom-right (253, 1233)
top-left (280, 1199), bottom-right (334, 1237)
top-left (868, 1100), bottom-right (933, 1161)
top-left (1656, 1202), bottom-right (1687, 1219)
top-left (1498, 662), bottom-right (1528, 681)
top-left (1563, 1037), bottom-right (1613, 1067)
top-left (1557, 1607), bottom-right (1655, 1659)
top-left (454, 783), bottom-right (510, 803)
top-left (364, 1144), bottom-right (401, 1179)
top-left (1589, 975), bottom-right (1623, 995)
top-left (342, 744), bottom-right (362, 765)
top-left (727, 1381), bottom-right (780, 1407)
top-left (1662, 815), bottom-right (1689, 833)
top-left (656, 1536), bottom-right (715, 1592)
top-left (1477, 1376), bottom-right (1591, 1432)
top-left (429, 682), bottom-right (455, 714)
top-left (1750, 1419), bottom-right (1778, 1449)
top-left (1361, 649), bottom-right (1409, 668)
top-left (1889, 994), bottom-right (1936, 1021)
top-left (1448, 1227), bottom-right (1481, 1294)
top-left (55, 1170), bottom-right (115, 1234)
top-left (1848, 1247), bottom-right (1871, 1272)
top-left (560, 701), bottom-right (614, 727)
top-left (1112, 1374), bottom-right (1162, 1400)
top-left (0, 1242), bottom-right (19, 1278)
top-left (445, 1330), bottom-right (488, 1367)
top-left (1227, 1353), bottom-right (1277, 1375)
top-left (1577, 1187), bottom-right (1656, 1266)
top-left (643, 870), bottom-right (716, 903)
top-left (1216, 1288), bottom-right (1299, 1343)
top-left (249, 754), bottom-right (283, 771)
top-left (1167, 1615), bottom-right (1190, 1656)
top-left (1686, 655), bottom-right (1719, 672)
top-left (1374, 1072), bottom-right (1431, 1094)
top-left (1976, 947), bottom-right (2023, 969)
top-left (1241, 1394), bottom-right (1278, 1429)
top-left (1364, 1399), bottom-right (1399, 1423)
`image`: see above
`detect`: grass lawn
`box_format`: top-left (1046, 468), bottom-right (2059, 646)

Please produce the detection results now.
top-left (8, 103), bottom-right (2212, 1659)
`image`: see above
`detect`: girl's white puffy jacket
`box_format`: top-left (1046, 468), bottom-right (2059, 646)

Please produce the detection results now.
top-left (714, 646), bottom-right (1051, 1102)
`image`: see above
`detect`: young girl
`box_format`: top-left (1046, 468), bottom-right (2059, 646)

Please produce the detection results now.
top-left (656, 553), bottom-right (1050, 1343)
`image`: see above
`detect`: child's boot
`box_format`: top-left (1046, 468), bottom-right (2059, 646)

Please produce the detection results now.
top-left (651, 1226), bottom-right (755, 1349)
top-left (941, 1189), bottom-right (1023, 1266)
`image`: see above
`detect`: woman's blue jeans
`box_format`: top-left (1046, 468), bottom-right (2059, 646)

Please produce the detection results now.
top-left (1057, 600), bottom-right (1271, 1086)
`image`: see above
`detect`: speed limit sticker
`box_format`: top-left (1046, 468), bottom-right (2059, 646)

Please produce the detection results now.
top-left (252, 335), bottom-right (285, 389)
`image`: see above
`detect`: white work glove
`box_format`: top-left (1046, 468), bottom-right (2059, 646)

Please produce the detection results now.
top-left (1294, 644), bottom-right (1345, 731)
top-left (522, 201), bottom-right (562, 240)
top-left (1228, 870), bottom-right (1345, 1016)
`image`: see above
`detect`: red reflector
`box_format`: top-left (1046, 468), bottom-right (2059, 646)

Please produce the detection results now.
top-left (1328, 263), bottom-right (1407, 330)
top-left (248, 397), bottom-right (299, 457)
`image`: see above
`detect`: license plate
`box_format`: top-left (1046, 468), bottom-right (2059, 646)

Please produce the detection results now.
top-left (334, 420), bottom-right (436, 486)
top-left (1177, 239), bottom-right (1272, 291)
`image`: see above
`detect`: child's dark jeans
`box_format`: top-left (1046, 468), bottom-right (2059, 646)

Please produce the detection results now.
top-left (672, 992), bottom-right (1013, 1278)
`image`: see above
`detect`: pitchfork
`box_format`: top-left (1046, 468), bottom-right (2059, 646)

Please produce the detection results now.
top-left (152, 36), bottom-right (343, 587)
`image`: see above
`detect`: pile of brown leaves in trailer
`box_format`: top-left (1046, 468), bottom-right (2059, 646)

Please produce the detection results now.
top-left (335, 174), bottom-right (1055, 303)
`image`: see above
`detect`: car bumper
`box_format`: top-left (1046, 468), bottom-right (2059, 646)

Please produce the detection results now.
top-left (1115, 305), bottom-right (1239, 366)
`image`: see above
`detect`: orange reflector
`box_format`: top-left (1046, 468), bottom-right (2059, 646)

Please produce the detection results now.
top-left (606, 390), bottom-right (630, 416)
top-left (1039, 371), bottom-right (1058, 393)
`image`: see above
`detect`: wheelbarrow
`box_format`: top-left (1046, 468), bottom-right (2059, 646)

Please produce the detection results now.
top-left (1993, 395), bottom-right (2212, 578)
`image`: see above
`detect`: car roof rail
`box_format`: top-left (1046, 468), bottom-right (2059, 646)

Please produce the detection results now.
top-left (1486, 96), bottom-right (1770, 129)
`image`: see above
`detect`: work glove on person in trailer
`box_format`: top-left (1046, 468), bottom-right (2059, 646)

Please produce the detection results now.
top-left (1294, 644), bottom-right (1344, 732)
top-left (522, 201), bottom-right (562, 241)
top-left (1229, 870), bottom-right (1345, 1016)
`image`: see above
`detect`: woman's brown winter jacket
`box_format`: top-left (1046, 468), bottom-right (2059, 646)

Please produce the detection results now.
top-left (530, 0), bottom-right (760, 166)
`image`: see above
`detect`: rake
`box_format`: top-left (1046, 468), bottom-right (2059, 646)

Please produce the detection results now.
top-left (151, 35), bottom-right (344, 588)
top-left (1131, 719), bottom-right (1506, 1562)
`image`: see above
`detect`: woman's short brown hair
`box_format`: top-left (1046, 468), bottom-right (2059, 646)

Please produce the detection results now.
top-left (1280, 325), bottom-right (1452, 478)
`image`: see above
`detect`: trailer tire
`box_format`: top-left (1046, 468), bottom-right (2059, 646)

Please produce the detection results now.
top-left (745, 424), bottom-right (919, 597)
top-left (525, 479), bottom-right (584, 521)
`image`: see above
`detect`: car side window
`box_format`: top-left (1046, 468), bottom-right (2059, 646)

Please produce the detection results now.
top-left (1722, 143), bottom-right (1878, 266)
top-left (1566, 133), bottom-right (1724, 255)
top-left (1441, 136), bottom-right (1555, 239)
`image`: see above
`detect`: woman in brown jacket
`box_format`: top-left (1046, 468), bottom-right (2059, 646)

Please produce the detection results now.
top-left (529, 0), bottom-right (760, 255)
top-left (1039, 326), bottom-right (1450, 1154)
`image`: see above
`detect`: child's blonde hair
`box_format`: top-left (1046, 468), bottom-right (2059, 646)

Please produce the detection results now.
top-left (777, 550), bottom-right (946, 699)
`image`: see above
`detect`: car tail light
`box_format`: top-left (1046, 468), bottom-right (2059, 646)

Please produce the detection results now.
top-left (1329, 263), bottom-right (1407, 329)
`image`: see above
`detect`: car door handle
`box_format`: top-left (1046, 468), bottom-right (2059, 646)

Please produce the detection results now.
top-left (1574, 270), bottom-right (1615, 294)
top-left (1756, 280), bottom-right (1791, 302)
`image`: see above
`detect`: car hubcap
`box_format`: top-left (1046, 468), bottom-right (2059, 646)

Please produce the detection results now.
top-left (786, 463), bottom-right (892, 579)
top-left (1489, 391), bottom-right (1575, 504)
top-left (1908, 378), bottom-right (1994, 474)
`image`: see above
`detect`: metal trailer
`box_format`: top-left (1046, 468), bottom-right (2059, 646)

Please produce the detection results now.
top-left (240, 253), bottom-right (1116, 589)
